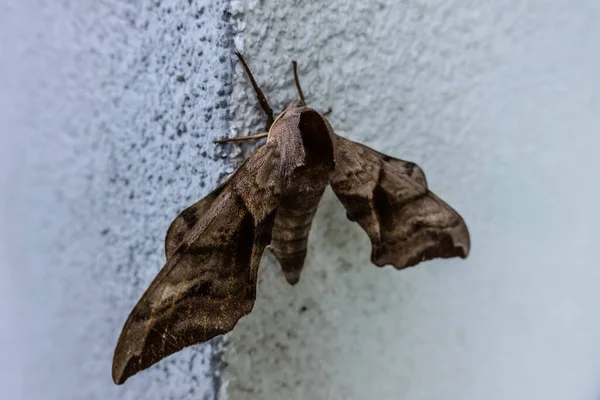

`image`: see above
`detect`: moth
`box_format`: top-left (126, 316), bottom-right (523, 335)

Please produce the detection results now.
top-left (112, 53), bottom-right (470, 384)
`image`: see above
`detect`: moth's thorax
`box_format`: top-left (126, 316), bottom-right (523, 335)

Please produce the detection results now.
top-left (267, 101), bottom-right (308, 138)
top-left (268, 103), bottom-right (335, 168)
top-left (265, 103), bottom-right (336, 197)
top-left (267, 102), bottom-right (327, 138)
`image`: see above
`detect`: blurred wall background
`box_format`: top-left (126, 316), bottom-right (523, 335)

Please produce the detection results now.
top-left (1, 1), bottom-right (600, 400)
top-left (0, 1), bottom-right (234, 399)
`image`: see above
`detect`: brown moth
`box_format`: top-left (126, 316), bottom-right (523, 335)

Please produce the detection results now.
top-left (112, 53), bottom-right (470, 384)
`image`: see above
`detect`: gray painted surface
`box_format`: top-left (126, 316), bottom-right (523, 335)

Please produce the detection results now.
top-left (0, 1), bottom-right (234, 399)
top-left (225, 0), bottom-right (600, 399)
top-left (3, 0), bottom-right (600, 399)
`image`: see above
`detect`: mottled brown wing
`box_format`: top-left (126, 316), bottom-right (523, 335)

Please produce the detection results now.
top-left (330, 135), bottom-right (470, 269)
top-left (165, 183), bottom-right (223, 259)
top-left (112, 142), bottom-right (281, 385)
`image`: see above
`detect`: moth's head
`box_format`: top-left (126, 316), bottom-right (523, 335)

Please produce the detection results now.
top-left (282, 100), bottom-right (306, 112)
top-left (270, 60), bottom-right (310, 120)
top-left (267, 101), bottom-right (309, 139)
top-left (266, 60), bottom-right (332, 143)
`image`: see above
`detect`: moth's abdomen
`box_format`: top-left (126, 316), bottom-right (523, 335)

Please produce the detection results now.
top-left (269, 188), bottom-right (325, 285)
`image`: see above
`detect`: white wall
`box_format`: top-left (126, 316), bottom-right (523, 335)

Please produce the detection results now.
top-left (2, 1), bottom-right (600, 400)
top-left (0, 1), bottom-right (233, 399)
top-left (225, 1), bottom-right (600, 399)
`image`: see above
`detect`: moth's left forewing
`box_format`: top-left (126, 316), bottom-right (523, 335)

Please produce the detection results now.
top-left (112, 142), bottom-right (281, 385)
top-left (165, 191), bottom-right (218, 259)
top-left (330, 134), bottom-right (470, 270)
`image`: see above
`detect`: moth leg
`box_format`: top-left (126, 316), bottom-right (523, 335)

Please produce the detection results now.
top-left (292, 60), bottom-right (306, 106)
top-left (235, 52), bottom-right (275, 130)
top-left (214, 132), bottom-right (268, 144)
top-left (321, 107), bottom-right (332, 117)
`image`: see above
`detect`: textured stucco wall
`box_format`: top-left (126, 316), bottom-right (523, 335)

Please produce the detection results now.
top-left (0, 1), bottom-right (234, 399)
top-left (3, 1), bottom-right (600, 400)
top-left (224, 0), bottom-right (600, 399)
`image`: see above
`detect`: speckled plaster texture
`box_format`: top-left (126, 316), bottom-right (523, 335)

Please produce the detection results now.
top-left (1, 1), bottom-right (235, 399)
top-left (224, 0), bottom-right (600, 399)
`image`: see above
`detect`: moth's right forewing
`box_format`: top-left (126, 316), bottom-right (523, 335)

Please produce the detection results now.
top-left (112, 142), bottom-right (281, 385)
top-left (330, 135), bottom-right (470, 270)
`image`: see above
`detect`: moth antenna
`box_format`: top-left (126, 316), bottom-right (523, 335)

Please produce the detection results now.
top-left (292, 60), bottom-right (306, 106)
top-left (235, 52), bottom-right (275, 129)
